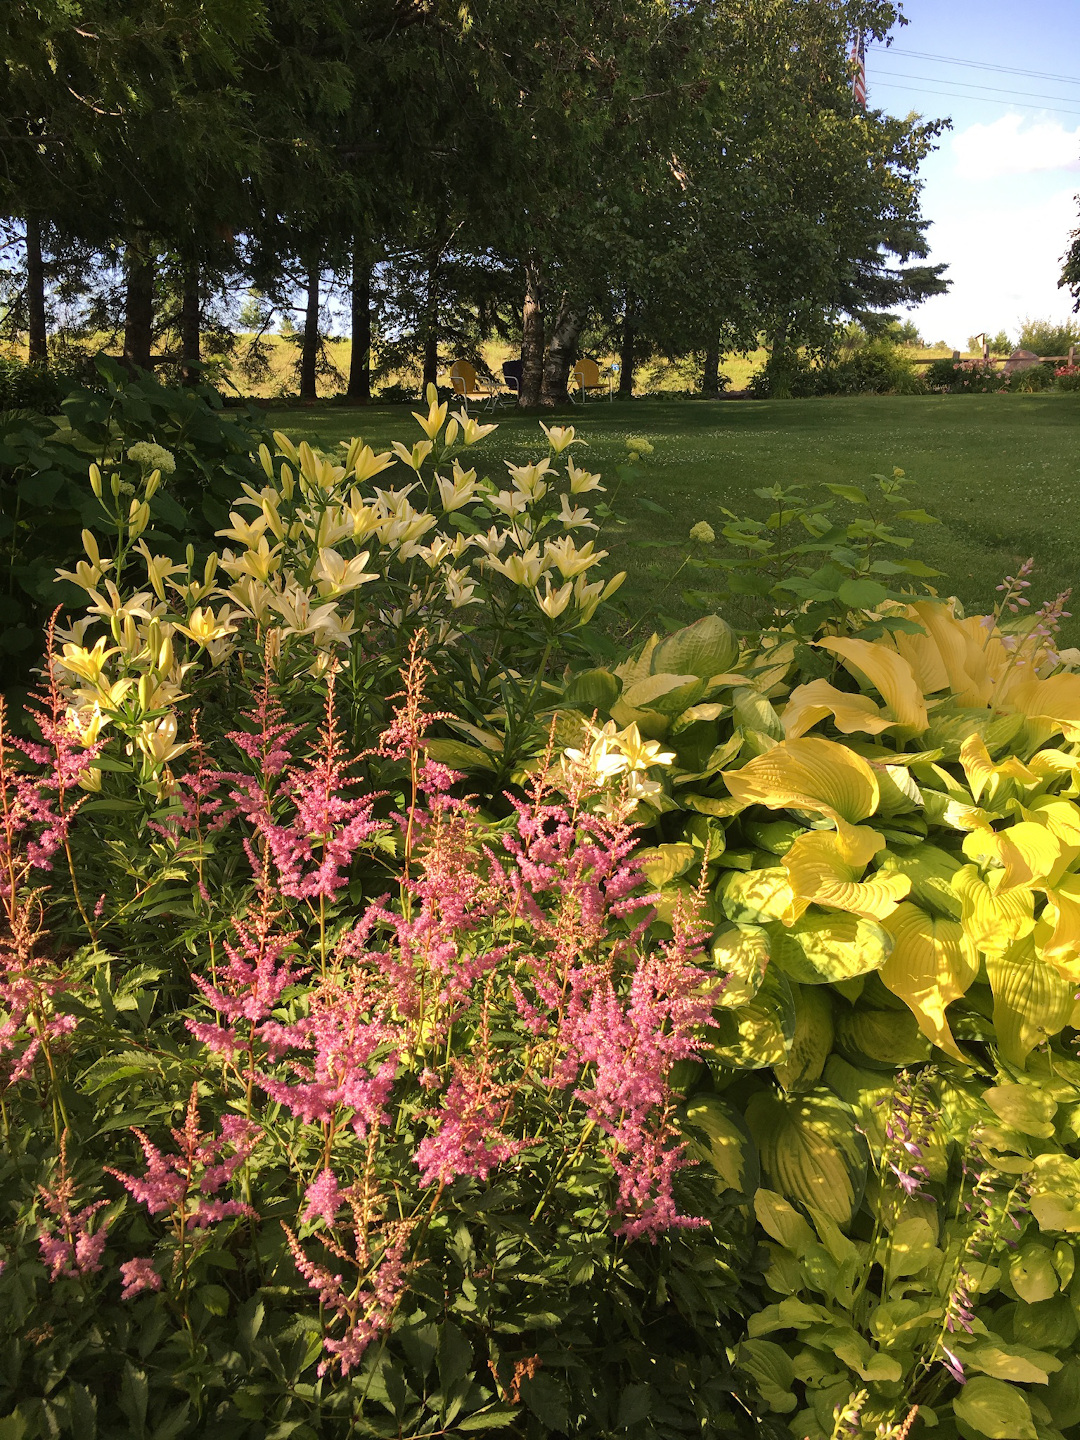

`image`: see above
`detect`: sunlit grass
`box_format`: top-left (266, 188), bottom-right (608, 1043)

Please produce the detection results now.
top-left (266, 392), bottom-right (1080, 644)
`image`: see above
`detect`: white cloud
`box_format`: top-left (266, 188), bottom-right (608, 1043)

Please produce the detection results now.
top-left (911, 185), bottom-right (1078, 347)
top-left (952, 114), bottom-right (1080, 181)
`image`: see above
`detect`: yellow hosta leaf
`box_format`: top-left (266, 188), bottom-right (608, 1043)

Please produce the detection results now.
top-left (711, 923), bottom-right (771, 1007)
top-left (880, 902), bottom-right (977, 1063)
top-left (768, 911), bottom-right (891, 986)
top-left (722, 737), bottom-right (879, 825)
top-left (1010, 673), bottom-right (1080, 742)
top-left (954, 864), bottom-right (1036, 956)
top-left (1040, 876), bottom-right (1080, 981)
top-left (909, 600), bottom-right (992, 708)
top-left (962, 820), bottom-right (1061, 891)
top-left (959, 733), bottom-right (1037, 805)
top-left (781, 679), bottom-right (893, 740)
top-left (782, 826), bottom-right (908, 923)
top-left (722, 867), bottom-right (796, 925)
top-left (892, 624), bottom-right (949, 696)
top-left (986, 932), bottom-right (1076, 1068)
top-left (817, 636), bottom-right (929, 733)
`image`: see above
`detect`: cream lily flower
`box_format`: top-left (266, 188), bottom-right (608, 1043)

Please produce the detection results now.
top-left (412, 397), bottom-right (449, 441)
top-left (351, 445), bottom-right (396, 484)
top-left (271, 585), bottom-right (343, 637)
top-left (535, 578), bottom-right (574, 619)
top-left (557, 494), bottom-right (598, 531)
top-left (58, 638), bottom-right (116, 686)
top-left (66, 704), bottom-right (109, 746)
top-left (346, 488), bottom-right (383, 542)
top-left (544, 536), bottom-right (607, 580)
top-left (227, 576), bottom-right (277, 625)
top-left (445, 569), bottom-right (479, 608)
top-left (540, 423), bottom-right (584, 455)
top-left (314, 547), bottom-right (378, 595)
top-left (217, 510), bottom-right (269, 548)
top-left (314, 507), bottom-right (354, 549)
top-left (612, 723), bottom-right (675, 772)
top-left (489, 489), bottom-right (528, 518)
top-left (174, 606), bottom-right (239, 645)
top-left (453, 410), bottom-right (497, 445)
top-left (567, 457), bottom-right (605, 495)
top-left (136, 714), bottom-right (190, 767)
top-left (391, 439), bottom-right (434, 472)
top-left (436, 461), bottom-right (480, 511)
top-left (470, 526), bottom-right (508, 559)
top-left (85, 580), bottom-right (155, 624)
top-left (226, 537), bottom-right (283, 583)
top-left (56, 557), bottom-right (110, 592)
top-left (573, 571), bottom-right (625, 624)
top-left (135, 541), bottom-right (187, 602)
top-left (506, 458), bottom-right (552, 499)
top-left (488, 544), bottom-right (546, 588)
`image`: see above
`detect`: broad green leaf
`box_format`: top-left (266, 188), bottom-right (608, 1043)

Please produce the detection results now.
top-left (773, 983), bottom-right (833, 1092)
top-left (1009, 1242), bottom-right (1059, 1303)
top-left (834, 1003), bottom-right (931, 1069)
top-left (1047, 1357), bottom-right (1080, 1429)
top-left (681, 1096), bottom-right (758, 1196)
top-left (962, 1342), bottom-right (1060, 1385)
top-left (823, 483), bottom-right (869, 504)
top-left (877, 842), bottom-right (963, 919)
top-left (743, 818), bottom-right (805, 856)
top-left (753, 1189), bottom-right (816, 1249)
top-left (983, 1084), bottom-right (1057, 1138)
top-left (710, 923), bottom-right (771, 1007)
top-left (708, 966), bottom-right (795, 1070)
top-left (986, 933), bottom-right (1075, 1068)
top-left (831, 1331), bottom-right (902, 1384)
top-left (880, 902), bottom-right (975, 1062)
top-left (457, 1409), bottom-right (525, 1431)
top-left (736, 1340), bottom-right (797, 1414)
top-left (836, 577), bottom-right (889, 609)
top-left (953, 1376), bottom-right (1036, 1439)
top-left (637, 843), bottom-right (696, 888)
top-left (723, 867), bottom-right (795, 924)
top-left (884, 1217), bottom-right (937, 1289)
top-left (769, 911), bottom-right (891, 986)
top-left (623, 672), bottom-right (707, 715)
top-left (423, 739), bottom-right (496, 772)
top-left (732, 687), bottom-right (782, 741)
top-left (519, 1374), bottom-right (569, 1433)
top-left (1011, 1294), bottom-right (1078, 1350)
top-left (563, 667), bottom-right (620, 711)
top-left (651, 615), bottom-right (738, 679)
top-left (745, 1087), bottom-right (867, 1225)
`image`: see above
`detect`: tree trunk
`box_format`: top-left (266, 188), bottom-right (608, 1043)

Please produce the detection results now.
top-left (422, 261), bottom-right (439, 391)
top-left (519, 260), bottom-right (544, 408)
top-left (123, 237), bottom-right (155, 372)
top-left (618, 293), bottom-right (636, 398)
top-left (347, 240), bottom-right (371, 403)
top-left (25, 216), bottom-right (47, 364)
top-left (180, 260), bottom-right (201, 385)
top-left (539, 293), bottom-right (580, 407)
top-left (702, 341), bottom-right (721, 396)
top-left (301, 257), bottom-right (320, 401)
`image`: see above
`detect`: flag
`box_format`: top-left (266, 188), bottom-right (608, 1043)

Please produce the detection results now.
top-left (850, 30), bottom-right (867, 108)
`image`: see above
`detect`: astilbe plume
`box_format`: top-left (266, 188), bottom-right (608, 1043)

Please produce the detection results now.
top-left (37, 1133), bottom-right (110, 1281)
top-left (226, 670), bottom-right (383, 900)
top-left (107, 1083), bottom-right (260, 1233)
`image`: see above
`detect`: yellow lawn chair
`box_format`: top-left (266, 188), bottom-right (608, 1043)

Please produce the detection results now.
top-left (450, 359), bottom-right (501, 412)
top-left (571, 356), bottom-right (612, 403)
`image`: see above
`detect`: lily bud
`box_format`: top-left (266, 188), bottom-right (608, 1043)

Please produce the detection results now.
top-left (89, 464), bottom-right (103, 499)
top-left (144, 469), bottom-right (161, 499)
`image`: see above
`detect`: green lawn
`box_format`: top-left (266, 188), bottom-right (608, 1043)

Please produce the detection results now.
top-left (265, 393), bottom-right (1080, 644)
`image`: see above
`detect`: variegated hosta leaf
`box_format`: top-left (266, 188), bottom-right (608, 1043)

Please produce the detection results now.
top-left (876, 842), bottom-right (962, 919)
top-left (636, 842), bottom-right (697, 888)
top-left (744, 1087), bottom-right (868, 1226)
top-left (962, 820), bottom-right (1062, 892)
top-left (622, 671), bottom-right (706, 715)
top-left (1010, 672), bottom-right (1080, 743)
top-left (722, 866), bottom-right (796, 925)
top-left (708, 967), bottom-right (795, 1070)
top-left (986, 931), bottom-right (1076, 1069)
top-left (782, 826), bottom-right (909, 924)
top-left (768, 911), bottom-right (891, 986)
top-left (650, 614), bottom-right (739, 680)
top-left (880, 902), bottom-right (977, 1064)
top-left (773, 984), bottom-right (834, 1092)
top-left (680, 1094), bottom-right (758, 1195)
top-left (816, 635), bottom-right (929, 733)
top-left (834, 1004), bottom-right (931, 1068)
top-left (959, 733), bottom-right (1037, 806)
top-left (954, 864), bottom-right (1036, 957)
top-left (722, 737), bottom-right (880, 826)
top-left (781, 678), bottom-right (894, 741)
top-left (711, 923), bottom-right (771, 1007)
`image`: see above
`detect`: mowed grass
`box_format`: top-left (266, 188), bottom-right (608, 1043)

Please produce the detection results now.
top-left (265, 393), bottom-right (1080, 645)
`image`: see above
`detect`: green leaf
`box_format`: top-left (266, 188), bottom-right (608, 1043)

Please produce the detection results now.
top-left (519, 1374), bottom-right (569, 1433)
top-left (119, 1364), bottom-right (148, 1439)
top-left (953, 1376), bottom-right (1036, 1439)
top-left (563, 668), bottom-right (620, 712)
top-left (773, 983), bottom-right (833, 1092)
top-left (823, 484), bottom-right (869, 504)
top-left (623, 672), bottom-right (707, 714)
top-left (736, 1340), bottom-right (797, 1414)
top-left (682, 1095), bottom-right (758, 1195)
top-left (651, 615), bottom-right (738, 679)
top-left (837, 578), bottom-right (889, 609)
top-left (768, 912), bottom-right (891, 986)
top-left (615, 1384), bottom-right (651, 1430)
top-left (834, 1004), bottom-right (931, 1069)
top-left (710, 923), bottom-right (771, 1007)
top-left (708, 966), bottom-right (795, 1070)
top-left (894, 508), bottom-right (939, 524)
top-left (1010, 1242), bottom-right (1060, 1303)
top-left (457, 1409), bottom-right (523, 1431)
top-left (983, 1085), bottom-right (1057, 1138)
top-left (745, 1088), bottom-right (868, 1225)
top-left (423, 740), bottom-right (497, 773)
top-left (637, 843), bottom-right (697, 888)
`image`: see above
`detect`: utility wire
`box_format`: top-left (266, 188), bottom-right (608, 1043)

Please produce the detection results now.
top-left (869, 79), bottom-right (1080, 121)
top-left (882, 46), bottom-right (1080, 88)
top-left (874, 67), bottom-right (1080, 109)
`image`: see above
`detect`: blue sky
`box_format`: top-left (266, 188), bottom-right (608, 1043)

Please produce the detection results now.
top-left (867, 0), bottom-right (1080, 347)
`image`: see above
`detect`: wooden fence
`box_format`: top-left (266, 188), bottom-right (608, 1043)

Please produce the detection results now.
top-left (907, 347), bottom-right (1077, 370)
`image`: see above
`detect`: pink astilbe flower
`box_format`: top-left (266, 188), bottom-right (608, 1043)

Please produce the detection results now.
top-left (106, 1084), bottom-right (260, 1230)
top-left (37, 1134), bottom-right (110, 1281)
top-left (119, 1255), bottom-right (163, 1300)
top-left (302, 1168), bottom-right (342, 1228)
top-left (188, 893), bottom-right (303, 1061)
top-left (227, 672), bottom-right (384, 900)
top-left (257, 974), bottom-right (399, 1136)
top-left (284, 1202), bottom-right (413, 1377)
top-left (415, 1058), bottom-right (531, 1186)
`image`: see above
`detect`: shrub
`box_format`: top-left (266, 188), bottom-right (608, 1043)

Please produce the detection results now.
top-left (923, 356), bottom-right (1006, 393)
top-left (1016, 316), bottom-right (1080, 359)
top-left (749, 342), bottom-right (923, 399)
top-left (0, 350), bottom-right (98, 412)
top-left (1008, 360), bottom-right (1056, 393)
top-left (0, 355), bottom-right (266, 699)
top-left (1055, 363), bottom-right (1080, 392)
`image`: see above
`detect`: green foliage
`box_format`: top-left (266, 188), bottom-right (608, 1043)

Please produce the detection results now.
top-left (0, 351), bottom-right (97, 412)
top-left (680, 469), bottom-right (941, 639)
top-left (1009, 362), bottom-right (1057, 394)
top-left (0, 355), bottom-right (265, 696)
top-left (924, 357), bottom-right (1007, 394)
top-left (1016, 318), bottom-right (1080, 359)
top-left (748, 343), bottom-right (924, 400)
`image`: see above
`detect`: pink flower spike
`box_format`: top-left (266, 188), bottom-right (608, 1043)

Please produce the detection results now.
top-left (120, 1256), bottom-right (163, 1300)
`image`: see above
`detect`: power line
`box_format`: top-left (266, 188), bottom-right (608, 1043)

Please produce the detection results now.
top-left (874, 66), bottom-right (1080, 109)
top-left (882, 46), bottom-right (1080, 88)
top-left (869, 78), bottom-right (1080, 121)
